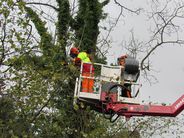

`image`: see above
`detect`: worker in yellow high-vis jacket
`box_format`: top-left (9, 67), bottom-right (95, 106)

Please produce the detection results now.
top-left (70, 47), bottom-right (94, 93)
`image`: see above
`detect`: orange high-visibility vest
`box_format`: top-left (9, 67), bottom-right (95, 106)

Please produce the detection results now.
top-left (77, 52), bottom-right (94, 92)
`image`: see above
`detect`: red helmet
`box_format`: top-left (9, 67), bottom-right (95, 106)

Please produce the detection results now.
top-left (120, 55), bottom-right (127, 59)
top-left (70, 47), bottom-right (79, 55)
top-left (118, 54), bottom-right (127, 61)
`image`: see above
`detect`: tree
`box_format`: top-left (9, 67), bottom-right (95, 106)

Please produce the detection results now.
top-left (0, 0), bottom-right (111, 137)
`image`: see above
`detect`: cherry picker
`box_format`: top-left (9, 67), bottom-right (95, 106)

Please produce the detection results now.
top-left (73, 57), bottom-right (184, 122)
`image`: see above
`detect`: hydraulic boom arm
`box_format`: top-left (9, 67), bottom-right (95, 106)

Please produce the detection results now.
top-left (106, 95), bottom-right (184, 118)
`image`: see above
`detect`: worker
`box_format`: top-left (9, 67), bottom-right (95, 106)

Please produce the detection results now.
top-left (70, 47), bottom-right (94, 93)
top-left (118, 55), bottom-right (127, 68)
top-left (69, 47), bottom-right (80, 65)
top-left (117, 54), bottom-right (131, 97)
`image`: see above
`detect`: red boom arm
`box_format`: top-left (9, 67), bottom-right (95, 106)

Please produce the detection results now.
top-left (106, 95), bottom-right (184, 118)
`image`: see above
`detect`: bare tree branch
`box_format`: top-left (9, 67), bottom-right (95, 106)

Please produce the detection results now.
top-left (26, 2), bottom-right (59, 11)
top-left (0, 20), bottom-right (7, 66)
top-left (114, 0), bottom-right (142, 15)
top-left (30, 96), bottom-right (51, 123)
top-left (98, 0), bottom-right (143, 59)
top-left (140, 4), bottom-right (184, 71)
top-left (141, 40), bottom-right (184, 70)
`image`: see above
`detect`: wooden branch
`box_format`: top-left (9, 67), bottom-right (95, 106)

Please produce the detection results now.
top-left (26, 2), bottom-right (59, 11)
top-left (0, 20), bottom-right (7, 66)
top-left (141, 40), bottom-right (184, 70)
top-left (30, 96), bottom-right (51, 123)
top-left (141, 4), bottom-right (184, 71)
top-left (26, 24), bottom-right (32, 42)
top-left (114, 0), bottom-right (142, 15)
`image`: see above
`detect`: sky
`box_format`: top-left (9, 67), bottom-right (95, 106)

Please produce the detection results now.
top-left (102, 0), bottom-right (184, 105)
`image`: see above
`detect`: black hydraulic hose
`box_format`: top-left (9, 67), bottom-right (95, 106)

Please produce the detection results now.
top-left (103, 84), bottom-right (128, 122)
top-left (107, 83), bottom-right (129, 97)
top-left (105, 83), bottom-right (133, 122)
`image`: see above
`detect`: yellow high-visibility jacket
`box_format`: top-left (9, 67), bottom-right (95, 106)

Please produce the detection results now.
top-left (77, 52), bottom-right (91, 63)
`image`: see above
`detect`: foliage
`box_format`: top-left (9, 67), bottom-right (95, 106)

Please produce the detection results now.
top-left (0, 0), bottom-right (110, 137)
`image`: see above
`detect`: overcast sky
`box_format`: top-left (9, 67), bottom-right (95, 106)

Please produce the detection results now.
top-left (102, 0), bottom-right (184, 105)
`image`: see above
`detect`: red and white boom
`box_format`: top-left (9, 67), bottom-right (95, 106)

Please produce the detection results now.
top-left (74, 63), bottom-right (184, 121)
top-left (105, 94), bottom-right (184, 119)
